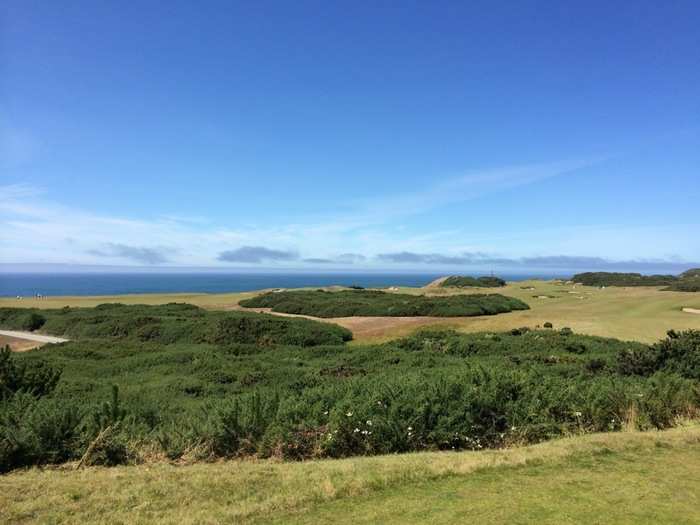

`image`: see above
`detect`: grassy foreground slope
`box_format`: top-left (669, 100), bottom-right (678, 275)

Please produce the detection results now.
top-left (2, 425), bottom-right (699, 524)
top-left (239, 289), bottom-right (529, 317)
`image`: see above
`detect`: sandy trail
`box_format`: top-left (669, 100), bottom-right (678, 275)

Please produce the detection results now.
top-left (0, 330), bottom-right (69, 344)
top-left (682, 308), bottom-right (700, 315)
top-left (423, 276), bottom-right (450, 288)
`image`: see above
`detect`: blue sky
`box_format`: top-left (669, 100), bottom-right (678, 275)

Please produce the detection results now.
top-left (1, 1), bottom-right (699, 272)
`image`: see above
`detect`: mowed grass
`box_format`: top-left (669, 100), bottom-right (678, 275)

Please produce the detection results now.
top-left (2, 425), bottom-right (699, 524)
top-left (0, 291), bottom-right (255, 310)
top-left (2, 281), bottom-right (700, 343)
top-left (366, 280), bottom-right (700, 343)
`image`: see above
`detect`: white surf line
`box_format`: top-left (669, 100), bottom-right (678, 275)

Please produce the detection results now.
top-left (682, 308), bottom-right (700, 315)
top-left (0, 330), bottom-right (69, 344)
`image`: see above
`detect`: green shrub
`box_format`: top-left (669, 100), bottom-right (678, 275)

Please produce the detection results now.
top-left (0, 304), bottom-right (351, 346)
top-left (0, 394), bottom-right (84, 472)
top-left (617, 330), bottom-right (700, 380)
top-left (0, 346), bottom-right (61, 400)
top-left (22, 313), bottom-right (46, 331)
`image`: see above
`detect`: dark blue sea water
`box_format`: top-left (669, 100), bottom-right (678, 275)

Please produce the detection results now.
top-left (0, 272), bottom-right (562, 297)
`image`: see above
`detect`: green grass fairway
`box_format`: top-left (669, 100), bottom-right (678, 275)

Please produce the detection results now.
top-left (0, 291), bottom-right (255, 309)
top-left (2, 425), bottom-right (699, 524)
top-left (370, 280), bottom-right (700, 343)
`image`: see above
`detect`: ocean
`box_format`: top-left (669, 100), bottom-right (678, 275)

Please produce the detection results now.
top-left (0, 272), bottom-right (565, 297)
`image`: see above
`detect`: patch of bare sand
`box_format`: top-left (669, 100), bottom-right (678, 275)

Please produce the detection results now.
top-left (682, 308), bottom-right (700, 315)
top-left (0, 334), bottom-right (42, 352)
top-left (423, 276), bottom-right (449, 288)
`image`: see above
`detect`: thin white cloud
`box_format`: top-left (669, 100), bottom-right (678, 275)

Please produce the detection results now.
top-left (310, 158), bottom-right (600, 232)
top-left (1, 154), bottom-right (697, 268)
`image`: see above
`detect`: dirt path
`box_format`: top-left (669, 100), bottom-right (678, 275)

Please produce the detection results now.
top-left (423, 276), bottom-right (449, 288)
top-left (682, 308), bottom-right (700, 315)
top-left (0, 330), bottom-right (69, 344)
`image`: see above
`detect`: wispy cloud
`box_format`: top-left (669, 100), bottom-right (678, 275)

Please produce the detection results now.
top-left (376, 251), bottom-right (700, 272)
top-left (302, 258), bottom-right (335, 264)
top-left (1, 156), bottom-right (698, 270)
top-left (336, 253), bottom-right (367, 263)
top-left (88, 243), bottom-right (173, 265)
top-left (218, 246), bottom-right (298, 263)
top-left (324, 158), bottom-right (600, 230)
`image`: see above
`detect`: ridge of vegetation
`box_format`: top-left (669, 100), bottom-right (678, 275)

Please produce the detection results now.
top-left (0, 303), bottom-right (352, 347)
top-left (680, 268), bottom-right (700, 279)
top-left (572, 269), bottom-right (700, 292)
top-left (665, 271), bottom-right (700, 292)
top-left (238, 289), bottom-right (528, 317)
top-left (571, 272), bottom-right (677, 287)
top-left (440, 275), bottom-right (506, 288)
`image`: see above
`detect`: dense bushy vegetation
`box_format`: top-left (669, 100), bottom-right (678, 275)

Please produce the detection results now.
top-left (666, 280), bottom-right (700, 292)
top-left (571, 269), bottom-right (700, 292)
top-left (572, 272), bottom-right (677, 287)
top-left (441, 275), bottom-right (506, 288)
top-left (2, 303), bottom-right (699, 473)
top-left (680, 269), bottom-right (700, 279)
top-left (664, 270), bottom-right (700, 292)
top-left (0, 303), bottom-right (352, 346)
top-left (239, 289), bottom-right (528, 317)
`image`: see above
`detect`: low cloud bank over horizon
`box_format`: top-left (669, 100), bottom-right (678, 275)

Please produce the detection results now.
top-left (87, 243), bottom-right (174, 265)
top-left (375, 252), bottom-right (698, 272)
top-left (4, 243), bottom-right (698, 275)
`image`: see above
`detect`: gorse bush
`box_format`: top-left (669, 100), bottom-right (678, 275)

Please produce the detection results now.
top-left (0, 394), bottom-right (84, 471)
top-left (21, 313), bottom-right (46, 331)
top-left (0, 345), bottom-right (61, 400)
top-left (618, 330), bottom-right (700, 380)
top-left (239, 289), bottom-right (529, 317)
top-left (0, 303), bottom-right (352, 346)
top-left (1, 305), bottom-right (699, 472)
